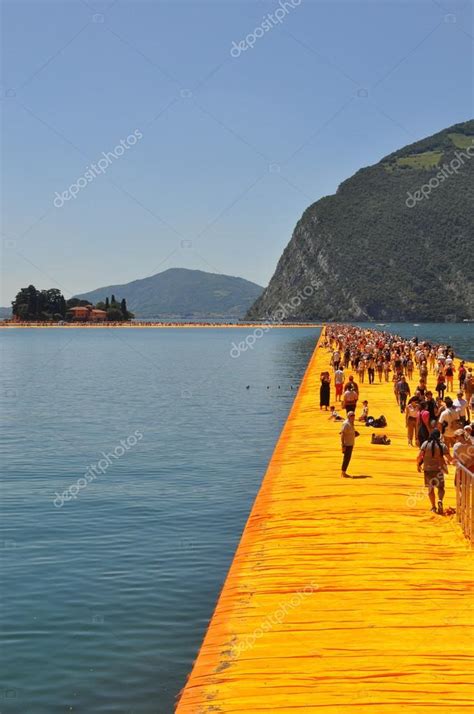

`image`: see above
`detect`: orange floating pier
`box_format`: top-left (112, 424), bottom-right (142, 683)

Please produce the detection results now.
top-left (177, 329), bottom-right (473, 713)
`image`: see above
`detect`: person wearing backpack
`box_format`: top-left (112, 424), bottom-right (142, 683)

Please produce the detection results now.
top-left (445, 363), bottom-right (455, 393)
top-left (417, 429), bottom-right (448, 514)
top-left (417, 401), bottom-right (431, 446)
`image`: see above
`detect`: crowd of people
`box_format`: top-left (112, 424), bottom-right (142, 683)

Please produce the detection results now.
top-left (320, 325), bottom-right (474, 515)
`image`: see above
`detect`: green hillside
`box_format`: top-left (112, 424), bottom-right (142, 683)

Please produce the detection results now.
top-left (247, 120), bottom-right (474, 322)
top-left (75, 268), bottom-right (263, 319)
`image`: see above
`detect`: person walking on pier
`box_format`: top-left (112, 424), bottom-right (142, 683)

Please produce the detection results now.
top-left (417, 401), bottom-right (431, 446)
top-left (340, 411), bottom-right (359, 478)
top-left (344, 375), bottom-right (359, 395)
top-left (406, 397), bottom-right (419, 446)
top-left (342, 384), bottom-right (358, 415)
top-left (376, 357), bottom-right (384, 383)
top-left (436, 372), bottom-right (447, 400)
top-left (439, 397), bottom-right (461, 450)
top-left (464, 369), bottom-right (473, 402)
top-left (417, 429), bottom-right (448, 514)
top-left (419, 361), bottom-right (428, 383)
top-left (396, 375), bottom-right (411, 413)
top-left (332, 350), bottom-right (341, 370)
top-left (367, 357), bottom-right (376, 384)
top-left (445, 363), bottom-right (455, 393)
top-left (453, 391), bottom-right (470, 427)
top-left (334, 367), bottom-right (345, 402)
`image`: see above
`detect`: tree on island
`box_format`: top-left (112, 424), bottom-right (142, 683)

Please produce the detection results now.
top-left (66, 298), bottom-right (93, 309)
top-left (11, 285), bottom-right (134, 322)
top-left (86, 295), bottom-right (134, 321)
top-left (104, 295), bottom-right (134, 321)
top-left (12, 285), bottom-right (67, 321)
top-left (107, 307), bottom-right (124, 321)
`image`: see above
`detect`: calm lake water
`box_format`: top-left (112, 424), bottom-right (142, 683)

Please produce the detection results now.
top-left (1, 323), bottom-right (472, 713)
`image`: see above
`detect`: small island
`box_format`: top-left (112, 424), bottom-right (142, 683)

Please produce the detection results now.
top-left (10, 285), bottom-right (134, 323)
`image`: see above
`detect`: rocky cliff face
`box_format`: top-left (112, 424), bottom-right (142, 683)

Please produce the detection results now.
top-left (247, 120), bottom-right (474, 322)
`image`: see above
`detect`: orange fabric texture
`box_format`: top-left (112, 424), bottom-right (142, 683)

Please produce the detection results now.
top-left (177, 330), bottom-right (473, 713)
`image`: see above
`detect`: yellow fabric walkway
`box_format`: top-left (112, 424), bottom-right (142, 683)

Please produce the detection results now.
top-left (177, 331), bottom-right (473, 713)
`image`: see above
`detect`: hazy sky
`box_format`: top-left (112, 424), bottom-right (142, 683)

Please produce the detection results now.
top-left (2, 0), bottom-right (473, 303)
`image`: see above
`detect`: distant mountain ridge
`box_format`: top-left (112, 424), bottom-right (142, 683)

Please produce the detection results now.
top-left (247, 119), bottom-right (474, 322)
top-left (75, 268), bottom-right (264, 319)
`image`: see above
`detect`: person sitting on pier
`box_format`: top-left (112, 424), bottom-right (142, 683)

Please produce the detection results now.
top-left (329, 406), bottom-right (344, 421)
top-left (358, 400), bottom-right (369, 422)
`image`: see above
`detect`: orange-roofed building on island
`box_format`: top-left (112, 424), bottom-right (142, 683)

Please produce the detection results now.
top-left (69, 306), bottom-right (107, 322)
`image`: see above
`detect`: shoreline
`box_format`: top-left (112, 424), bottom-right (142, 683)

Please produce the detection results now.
top-left (0, 322), bottom-right (323, 329)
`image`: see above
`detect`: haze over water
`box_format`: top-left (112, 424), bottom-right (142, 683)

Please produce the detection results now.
top-left (1, 323), bottom-right (472, 713)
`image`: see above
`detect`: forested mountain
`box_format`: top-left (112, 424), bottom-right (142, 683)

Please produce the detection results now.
top-left (247, 120), bottom-right (474, 322)
top-left (76, 268), bottom-right (263, 319)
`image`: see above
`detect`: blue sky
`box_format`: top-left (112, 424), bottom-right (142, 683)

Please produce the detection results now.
top-left (2, 0), bottom-right (473, 303)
